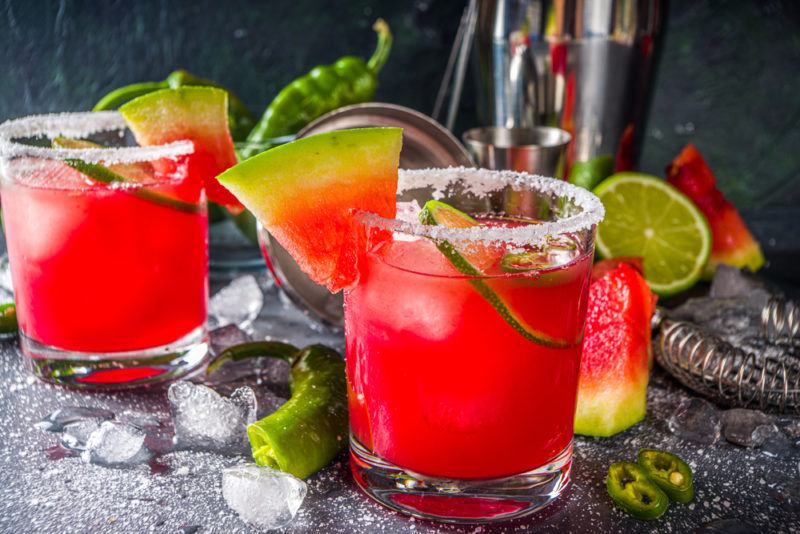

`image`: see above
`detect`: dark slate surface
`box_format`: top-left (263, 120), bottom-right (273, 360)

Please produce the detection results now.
top-left (2, 0), bottom-right (799, 211)
top-left (0, 274), bottom-right (798, 533)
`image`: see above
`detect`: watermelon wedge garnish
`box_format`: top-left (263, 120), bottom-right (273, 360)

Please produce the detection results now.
top-left (119, 87), bottom-right (243, 213)
top-left (666, 144), bottom-right (765, 277)
top-left (217, 128), bottom-right (403, 292)
top-left (574, 262), bottom-right (656, 437)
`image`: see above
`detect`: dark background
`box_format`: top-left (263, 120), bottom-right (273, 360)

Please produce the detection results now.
top-left (2, 0), bottom-right (799, 277)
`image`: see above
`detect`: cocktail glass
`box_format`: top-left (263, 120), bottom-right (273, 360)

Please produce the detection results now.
top-left (346, 167), bottom-right (604, 523)
top-left (0, 112), bottom-right (209, 388)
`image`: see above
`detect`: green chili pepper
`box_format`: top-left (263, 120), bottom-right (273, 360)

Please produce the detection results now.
top-left (0, 303), bottom-right (18, 334)
top-left (240, 19), bottom-right (392, 159)
top-left (93, 69), bottom-right (254, 141)
top-left (607, 462), bottom-right (669, 520)
top-left (208, 342), bottom-right (348, 480)
top-left (637, 449), bottom-right (695, 503)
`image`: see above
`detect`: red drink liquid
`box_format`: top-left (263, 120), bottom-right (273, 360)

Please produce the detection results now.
top-left (1, 159), bottom-right (208, 354)
top-left (345, 222), bottom-right (592, 480)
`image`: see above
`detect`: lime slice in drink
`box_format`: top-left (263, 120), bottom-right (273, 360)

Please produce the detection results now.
top-left (593, 172), bottom-right (711, 296)
top-left (419, 200), bottom-right (571, 348)
top-left (53, 137), bottom-right (201, 214)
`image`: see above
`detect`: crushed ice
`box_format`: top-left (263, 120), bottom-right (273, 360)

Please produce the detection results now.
top-left (208, 275), bottom-right (264, 332)
top-left (168, 382), bottom-right (256, 455)
top-left (222, 464), bottom-right (307, 530)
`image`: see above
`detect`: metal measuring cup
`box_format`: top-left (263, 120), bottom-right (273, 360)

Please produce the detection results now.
top-left (463, 126), bottom-right (571, 178)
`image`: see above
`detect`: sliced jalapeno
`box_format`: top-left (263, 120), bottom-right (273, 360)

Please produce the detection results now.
top-left (209, 342), bottom-right (347, 480)
top-left (607, 462), bottom-right (669, 520)
top-left (637, 448), bottom-right (695, 503)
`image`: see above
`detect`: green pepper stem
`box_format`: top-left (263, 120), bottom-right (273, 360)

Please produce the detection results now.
top-left (206, 341), bottom-right (300, 376)
top-left (367, 19), bottom-right (393, 74)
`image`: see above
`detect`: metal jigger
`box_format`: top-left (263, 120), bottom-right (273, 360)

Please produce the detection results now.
top-left (463, 126), bottom-right (570, 177)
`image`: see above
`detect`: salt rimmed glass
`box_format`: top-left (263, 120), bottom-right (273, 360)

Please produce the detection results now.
top-left (346, 167), bottom-right (604, 523)
top-left (0, 112), bottom-right (209, 388)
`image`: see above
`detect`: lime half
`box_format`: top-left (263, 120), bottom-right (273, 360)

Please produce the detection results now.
top-left (594, 173), bottom-right (711, 296)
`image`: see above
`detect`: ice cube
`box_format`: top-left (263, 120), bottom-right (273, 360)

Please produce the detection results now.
top-left (60, 419), bottom-right (101, 451)
top-left (776, 416), bottom-right (800, 439)
top-left (667, 398), bottom-right (721, 445)
top-left (117, 410), bottom-right (162, 428)
top-left (209, 324), bottom-right (252, 357)
top-left (709, 264), bottom-right (769, 299)
top-left (35, 406), bottom-right (115, 432)
top-left (208, 275), bottom-right (264, 331)
top-left (168, 382), bottom-right (256, 454)
top-left (721, 408), bottom-right (775, 447)
top-left (759, 427), bottom-right (797, 459)
top-left (81, 421), bottom-right (151, 467)
top-left (670, 295), bottom-right (769, 340)
top-left (222, 464), bottom-right (307, 529)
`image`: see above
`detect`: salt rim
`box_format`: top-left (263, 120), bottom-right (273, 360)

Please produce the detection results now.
top-left (361, 166), bottom-right (605, 246)
top-left (0, 111), bottom-right (194, 164)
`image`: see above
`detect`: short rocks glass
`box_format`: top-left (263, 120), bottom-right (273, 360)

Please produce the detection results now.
top-left (346, 167), bottom-right (604, 523)
top-left (0, 112), bottom-right (209, 388)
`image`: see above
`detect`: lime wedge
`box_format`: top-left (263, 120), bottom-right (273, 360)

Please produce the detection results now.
top-left (54, 137), bottom-right (201, 215)
top-left (593, 172), bottom-right (711, 296)
top-left (419, 200), bottom-right (570, 348)
top-left (568, 154), bottom-right (614, 190)
top-left (421, 200), bottom-right (478, 228)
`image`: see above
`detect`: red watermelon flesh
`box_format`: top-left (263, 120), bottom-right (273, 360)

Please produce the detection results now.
top-left (666, 144), bottom-right (764, 277)
top-left (216, 128), bottom-right (403, 293)
top-left (119, 87), bottom-right (244, 213)
top-left (574, 263), bottom-right (656, 437)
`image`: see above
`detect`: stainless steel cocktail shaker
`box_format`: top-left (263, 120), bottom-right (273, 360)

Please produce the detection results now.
top-left (473, 0), bottom-right (663, 172)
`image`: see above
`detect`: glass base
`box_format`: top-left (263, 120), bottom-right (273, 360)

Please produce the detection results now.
top-left (350, 436), bottom-right (572, 524)
top-left (20, 326), bottom-right (209, 389)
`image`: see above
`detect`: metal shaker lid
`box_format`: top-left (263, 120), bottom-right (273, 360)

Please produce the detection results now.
top-left (262, 103), bottom-right (474, 327)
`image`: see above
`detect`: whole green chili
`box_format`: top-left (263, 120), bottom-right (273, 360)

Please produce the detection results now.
top-left (93, 69), bottom-right (254, 141)
top-left (209, 342), bottom-right (348, 480)
top-left (240, 19), bottom-right (392, 159)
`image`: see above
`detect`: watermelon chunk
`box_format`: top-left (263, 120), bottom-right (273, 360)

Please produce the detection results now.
top-left (574, 262), bottom-right (656, 437)
top-left (119, 87), bottom-right (243, 213)
top-left (666, 144), bottom-right (765, 277)
top-left (217, 128), bottom-right (402, 292)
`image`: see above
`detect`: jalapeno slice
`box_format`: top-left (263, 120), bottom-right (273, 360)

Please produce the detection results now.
top-left (607, 462), bottom-right (669, 520)
top-left (637, 448), bottom-right (695, 503)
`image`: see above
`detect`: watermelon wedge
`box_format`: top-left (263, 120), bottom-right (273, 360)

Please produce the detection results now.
top-left (119, 87), bottom-right (243, 213)
top-left (574, 262), bottom-right (656, 437)
top-left (666, 144), bottom-right (765, 277)
top-left (217, 128), bottom-right (403, 292)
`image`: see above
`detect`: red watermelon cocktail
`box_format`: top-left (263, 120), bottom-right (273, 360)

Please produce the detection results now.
top-left (0, 88), bottom-right (238, 387)
top-left (217, 132), bottom-right (605, 523)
